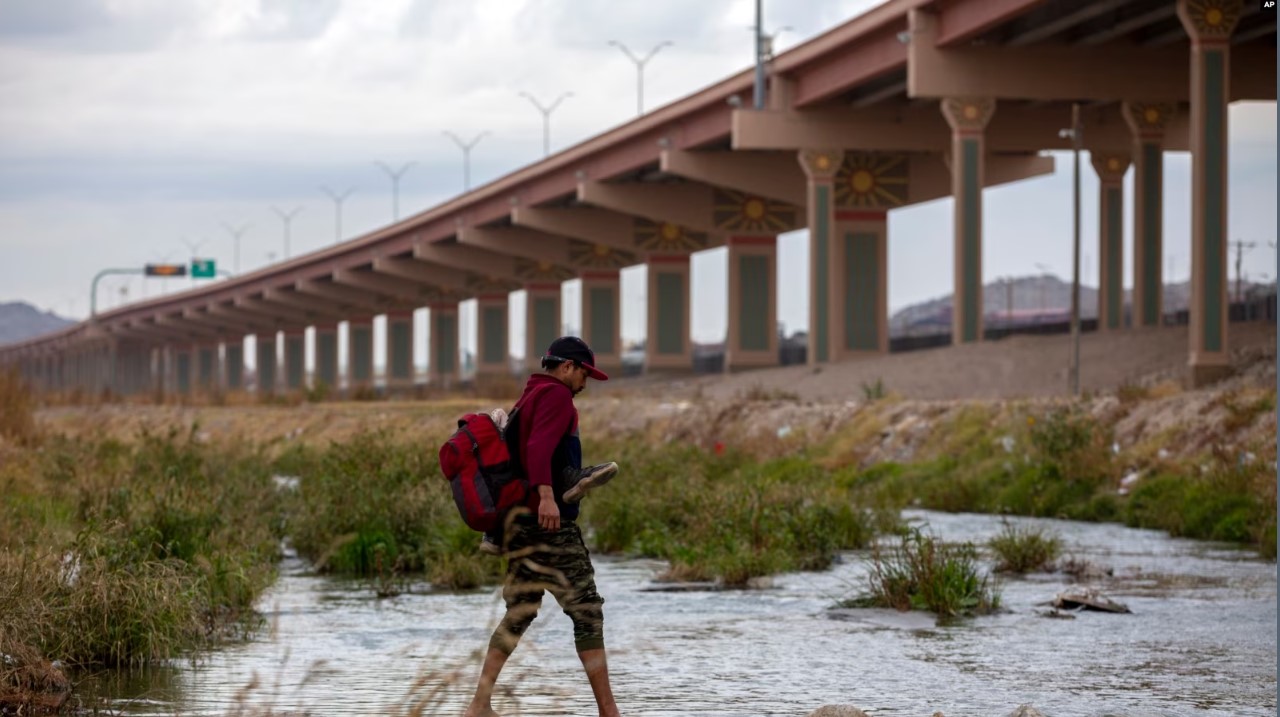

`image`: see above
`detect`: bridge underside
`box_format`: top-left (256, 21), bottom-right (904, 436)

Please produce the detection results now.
top-left (4, 0), bottom-right (1274, 396)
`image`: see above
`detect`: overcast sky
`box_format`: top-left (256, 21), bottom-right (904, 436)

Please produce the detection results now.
top-left (1, 0), bottom-right (1275, 353)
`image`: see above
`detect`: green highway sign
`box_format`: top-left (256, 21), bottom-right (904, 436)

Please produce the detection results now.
top-left (191, 258), bottom-right (216, 278)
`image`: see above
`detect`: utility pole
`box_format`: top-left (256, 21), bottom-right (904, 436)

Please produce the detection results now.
top-left (443, 131), bottom-right (489, 191)
top-left (1059, 103), bottom-right (1083, 396)
top-left (1231, 240), bottom-right (1258, 303)
top-left (1034, 262), bottom-right (1050, 322)
top-left (271, 205), bottom-right (304, 259)
top-left (1005, 277), bottom-right (1014, 325)
top-left (320, 186), bottom-right (356, 244)
top-left (374, 161), bottom-right (416, 221)
top-left (608, 41), bottom-right (672, 116)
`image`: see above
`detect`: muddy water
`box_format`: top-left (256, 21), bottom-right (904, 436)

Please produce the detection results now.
top-left (85, 510), bottom-right (1276, 716)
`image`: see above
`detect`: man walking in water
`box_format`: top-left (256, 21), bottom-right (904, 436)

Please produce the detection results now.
top-left (464, 336), bottom-right (622, 717)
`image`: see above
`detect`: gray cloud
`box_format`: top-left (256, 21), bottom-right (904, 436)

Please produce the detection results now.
top-left (512, 0), bottom-right (740, 52)
top-left (0, 0), bottom-right (110, 37)
top-left (236, 0), bottom-right (342, 42)
top-left (0, 0), bottom-right (192, 52)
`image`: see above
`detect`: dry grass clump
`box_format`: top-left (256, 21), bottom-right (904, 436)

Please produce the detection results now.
top-left (0, 367), bottom-right (38, 446)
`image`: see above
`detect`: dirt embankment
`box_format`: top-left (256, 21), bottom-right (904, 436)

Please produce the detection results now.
top-left (32, 323), bottom-right (1276, 470)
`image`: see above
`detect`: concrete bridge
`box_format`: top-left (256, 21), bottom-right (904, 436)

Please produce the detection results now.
top-left (1, 0), bottom-right (1275, 396)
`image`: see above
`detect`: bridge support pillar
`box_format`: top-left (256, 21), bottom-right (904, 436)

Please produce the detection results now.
top-left (385, 311), bottom-right (415, 391)
top-left (430, 303), bottom-right (459, 388)
top-left (725, 236), bottom-right (779, 371)
top-left (1178, 0), bottom-right (1240, 386)
top-left (525, 283), bottom-right (562, 373)
top-left (224, 341), bottom-right (244, 392)
top-left (581, 271), bottom-right (622, 378)
top-left (255, 333), bottom-right (276, 397)
top-left (941, 97), bottom-right (996, 345)
top-left (1123, 102), bottom-right (1174, 329)
top-left (798, 149), bottom-right (843, 364)
top-left (283, 330), bottom-right (305, 392)
top-left (475, 295), bottom-right (509, 378)
top-left (314, 325), bottom-right (338, 393)
top-left (196, 344), bottom-right (216, 393)
top-left (347, 319), bottom-right (374, 395)
top-left (175, 347), bottom-right (192, 396)
top-left (1092, 153), bottom-right (1132, 332)
top-left (644, 254), bottom-right (691, 373)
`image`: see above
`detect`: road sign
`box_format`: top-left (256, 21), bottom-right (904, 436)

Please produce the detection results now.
top-left (145, 263), bottom-right (187, 277)
top-left (191, 258), bottom-right (216, 278)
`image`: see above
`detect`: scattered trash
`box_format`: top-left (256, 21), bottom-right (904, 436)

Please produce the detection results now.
top-left (1000, 435), bottom-right (1016, 453)
top-left (776, 425), bottom-right (793, 438)
top-left (1118, 470), bottom-right (1141, 495)
top-left (273, 475), bottom-right (301, 491)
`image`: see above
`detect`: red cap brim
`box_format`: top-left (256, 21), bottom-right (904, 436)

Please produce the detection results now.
top-left (582, 363), bottom-right (609, 381)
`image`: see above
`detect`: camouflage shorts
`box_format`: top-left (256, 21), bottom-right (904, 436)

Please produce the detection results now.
top-left (490, 521), bottom-right (605, 654)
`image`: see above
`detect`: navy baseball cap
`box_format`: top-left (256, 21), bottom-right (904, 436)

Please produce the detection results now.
top-left (545, 336), bottom-right (608, 381)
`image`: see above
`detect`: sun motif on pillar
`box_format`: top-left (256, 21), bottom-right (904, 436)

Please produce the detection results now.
top-left (515, 258), bottom-right (575, 282)
top-left (712, 189), bottom-right (798, 233)
top-left (1122, 102), bottom-right (1175, 138)
top-left (634, 219), bottom-right (708, 253)
top-left (465, 275), bottom-right (517, 294)
top-left (834, 153), bottom-right (908, 209)
top-left (568, 240), bottom-right (635, 270)
top-left (1179, 0), bottom-right (1242, 39)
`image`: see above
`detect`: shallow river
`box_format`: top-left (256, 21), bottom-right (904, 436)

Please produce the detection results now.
top-left (84, 510), bottom-right (1276, 716)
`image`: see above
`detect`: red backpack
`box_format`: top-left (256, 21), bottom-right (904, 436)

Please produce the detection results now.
top-left (438, 409), bottom-right (526, 532)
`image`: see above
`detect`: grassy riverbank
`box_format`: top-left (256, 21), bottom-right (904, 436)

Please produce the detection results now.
top-left (4, 355), bottom-right (1276, 706)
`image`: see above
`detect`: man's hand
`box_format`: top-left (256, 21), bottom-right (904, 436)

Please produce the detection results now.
top-left (537, 485), bottom-right (560, 531)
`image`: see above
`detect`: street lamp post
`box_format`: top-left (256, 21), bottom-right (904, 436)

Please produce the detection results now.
top-left (374, 161), bottom-right (416, 221)
top-left (443, 131), bottom-right (490, 191)
top-left (319, 186), bottom-right (356, 244)
top-left (271, 206), bottom-right (304, 260)
top-left (519, 91), bottom-right (573, 157)
top-left (608, 41), bottom-right (672, 116)
top-left (179, 236), bottom-right (209, 286)
top-left (221, 222), bottom-right (250, 275)
top-left (753, 0), bottom-right (765, 109)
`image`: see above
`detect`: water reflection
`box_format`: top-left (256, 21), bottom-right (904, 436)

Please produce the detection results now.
top-left (84, 511), bottom-right (1276, 717)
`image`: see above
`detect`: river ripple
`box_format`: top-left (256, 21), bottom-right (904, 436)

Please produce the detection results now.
top-left (86, 510), bottom-right (1276, 716)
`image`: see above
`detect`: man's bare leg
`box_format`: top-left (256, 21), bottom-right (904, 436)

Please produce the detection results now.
top-left (463, 647), bottom-right (510, 717)
top-left (578, 648), bottom-right (620, 717)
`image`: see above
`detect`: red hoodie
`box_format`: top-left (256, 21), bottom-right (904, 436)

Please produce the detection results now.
top-left (512, 374), bottom-right (580, 516)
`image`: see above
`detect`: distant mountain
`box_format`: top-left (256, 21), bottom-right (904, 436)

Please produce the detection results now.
top-left (889, 275), bottom-right (1271, 335)
top-left (0, 302), bottom-right (75, 345)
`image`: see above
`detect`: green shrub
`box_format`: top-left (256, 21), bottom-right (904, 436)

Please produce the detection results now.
top-left (583, 442), bottom-right (883, 586)
top-left (847, 528), bottom-right (1000, 618)
top-left (987, 522), bottom-right (1061, 573)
